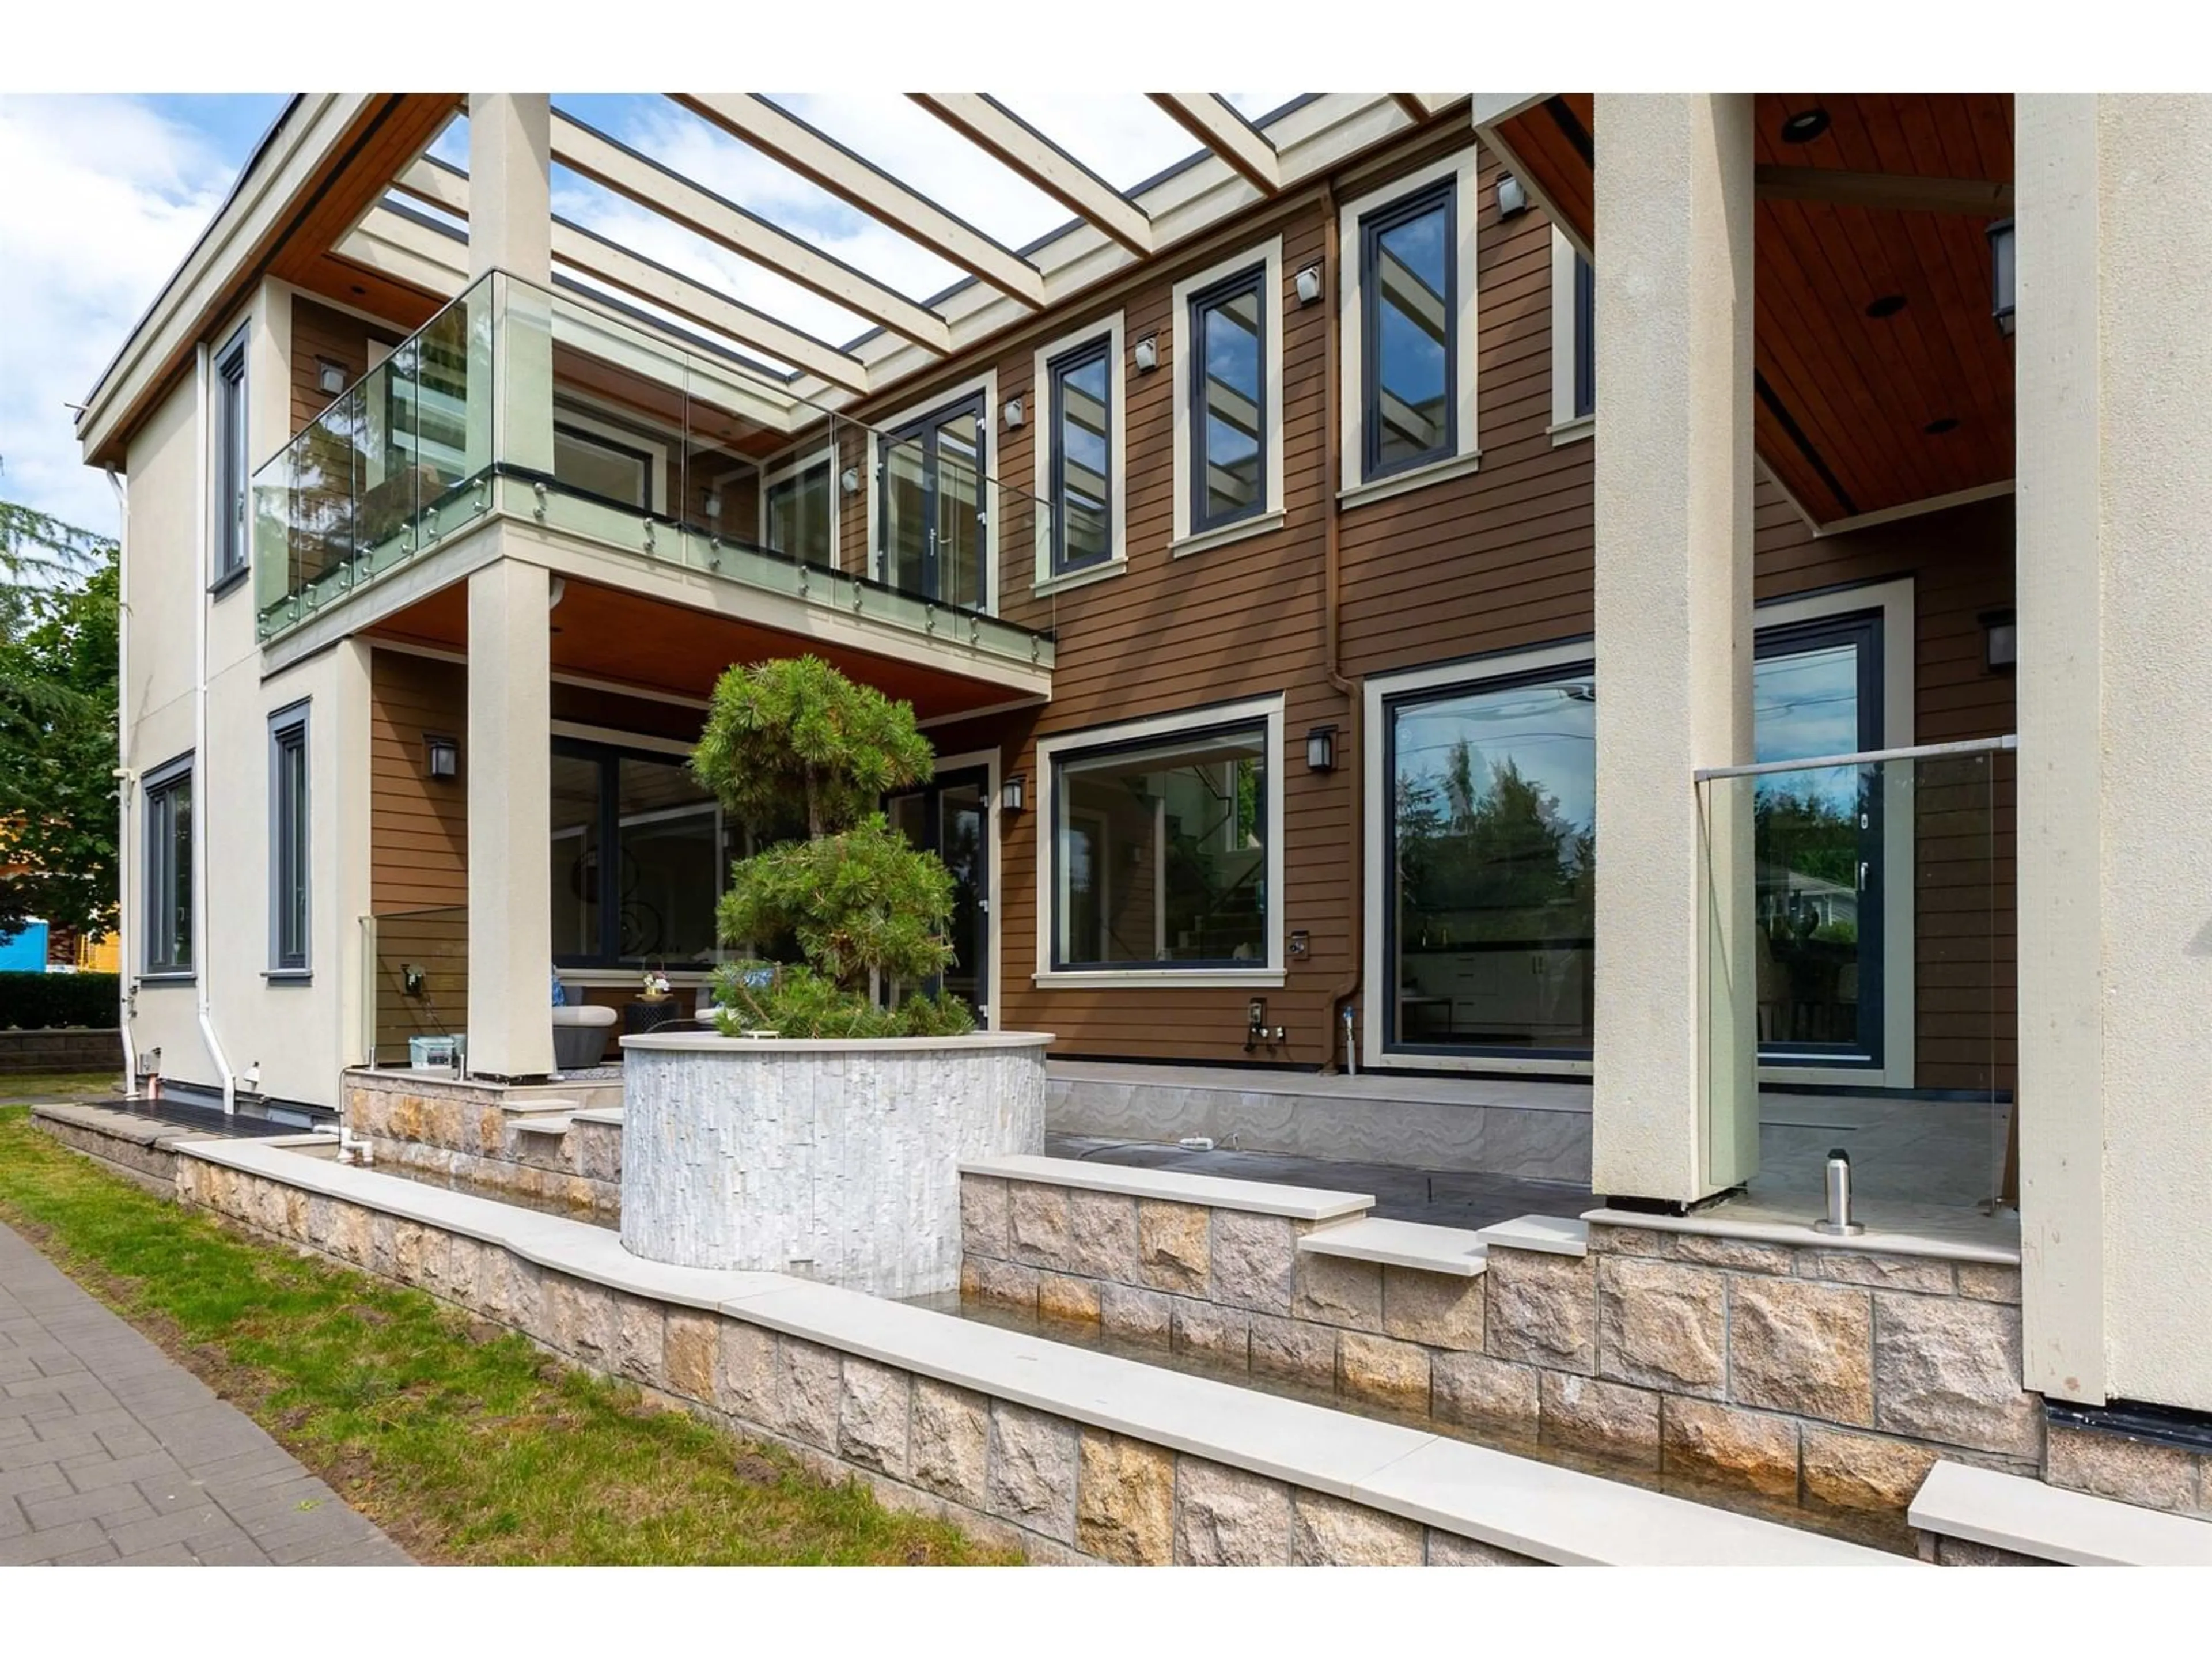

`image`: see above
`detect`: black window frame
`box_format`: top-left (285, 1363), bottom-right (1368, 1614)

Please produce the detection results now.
top-left (1046, 334), bottom-right (1115, 577)
top-left (877, 392), bottom-right (990, 610)
top-left (211, 325), bottom-right (251, 592)
top-left (550, 736), bottom-right (724, 972)
top-left (1186, 264), bottom-right (1270, 536)
top-left (1047, 715), bottom-right (1272, 973)
top-left (268, 703), bottom-right (311, 975)
top-left (762, 450), bottom-right (836, 571)
top-left (143, 753), bottom-right (195, 978)
top-left (1359, 180), bottom-right (1458, 483)
top-left (1571, 251), bottom-right (1596, 421)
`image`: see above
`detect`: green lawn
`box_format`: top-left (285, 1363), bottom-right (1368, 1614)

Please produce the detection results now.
top-left (0, 1107), bottom-right (1014, 1565)
top-left (0, 1070), bottom-right (122, 1103)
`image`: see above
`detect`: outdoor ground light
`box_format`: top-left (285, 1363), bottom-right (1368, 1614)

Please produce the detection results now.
top-left (1294, 264), bottom-right (1324, 306)
top-left (1000, 772), bottom-right (1026, 813)
top-left (1132, 334), bottom-right (1159, 373)
top-left (424, 733), bottom-right (458, 780)
top-left (1988, 218), bottom-right (2016, 337)
top-left (1306, 724), bottom-right (1338, 772)
top-left (1982, 608), bottom-right (2017, 673)
top-left (1495, 172), bottom-right (1528, 218)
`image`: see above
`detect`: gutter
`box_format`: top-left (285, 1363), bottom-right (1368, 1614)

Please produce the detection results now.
top-left (105, 468), bottom-right (136, 1093)
top-left (191, 343), bottom-right (238, 1114)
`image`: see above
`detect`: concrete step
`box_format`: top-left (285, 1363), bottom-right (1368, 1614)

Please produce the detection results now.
top-left (1475, 1215), bottom-right (1589, 1258)
top-left (509, 1115), bottom-right (577, 1137)
top-left (1299, 1216), bottom-right (1488, 1277)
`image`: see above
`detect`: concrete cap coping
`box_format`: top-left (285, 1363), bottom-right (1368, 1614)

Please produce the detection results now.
top-left (961, 1153), bottom-right (1372, 1221)
top-left (1581, 1206), bottom-right (2021, 1266)
top-left (1909, 1461), bottom-right (2212, 1566)
top-left (1475, 1215), bottom-right (1590, 1258)
top-left (173, 1137), bottom-right (1907, 1566)
top-left (1298, 1217), bottom-right (1488, 1277)
top-left (622, 1031), bottom-right (1055, 1054)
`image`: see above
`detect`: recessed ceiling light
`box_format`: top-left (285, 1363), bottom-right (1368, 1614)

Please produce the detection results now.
top-left (1780, 107), bottom-right (1831, 144)
top-left (1923, 417), bottom-right (1960, 435)
top-left (350, 285), bottom-right (367, 296)
top-left (1865, 294), bottom-right (1907, 319)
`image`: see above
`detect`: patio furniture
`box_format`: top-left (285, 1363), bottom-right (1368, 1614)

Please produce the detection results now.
top-left (552, 1003), bottom-right (617, 1069)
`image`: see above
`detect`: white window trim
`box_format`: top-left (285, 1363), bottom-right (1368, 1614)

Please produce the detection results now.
top-left (1548, 229), bottom-right (1594, 446)
top-left (1362, 639), bottom-right (1597, 1077)
top-left (1031, 311), bottom-right (1127, 593)
top-left (1339, 151), bottom-right (1482, 495)
top-left (756, 445), bottom-right (835, 562)
top-left (864, 369), bottom-right (1001, 615)
top-left (1033, 694), bottom-right (1287, 988)
top-left (1752, 577), bottom-right (1916, 1091)
top-left (1358, 578), bottom-right (1917, 1084)
top-left (1170, 237), bottom-right (1285, 552)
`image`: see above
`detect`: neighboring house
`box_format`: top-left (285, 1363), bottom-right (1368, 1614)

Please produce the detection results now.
top-left (75, 94), bottom-right (2212, 1434)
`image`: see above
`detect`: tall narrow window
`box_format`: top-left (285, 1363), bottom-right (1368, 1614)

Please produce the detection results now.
top-left (144, 756), bottom-right (194, 975)
top-left (1572, 252), bottom-right (1596, 420)
top-left (270, 706), bottom-right (310, 972)
top-left (1361, 183), bottom-right (1455, 479)
top-left (1188, 267), bottom-right (1267, 533)
top-left (1047, 338), bottom-right (1112, 575)
top-left (213, 329), bottom-right (249, 586)
top-left (763, 453), bottom-right (834, 570)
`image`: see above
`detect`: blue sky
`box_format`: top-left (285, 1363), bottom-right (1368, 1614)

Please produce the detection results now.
top-left (0, 92), bottom-right (1294, 540)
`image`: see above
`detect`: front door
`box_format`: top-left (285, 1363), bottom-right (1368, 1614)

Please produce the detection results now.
top-left (884, 766), bottom-right (991, 1023)
top-left (880, 397), bottom-right (986, 611)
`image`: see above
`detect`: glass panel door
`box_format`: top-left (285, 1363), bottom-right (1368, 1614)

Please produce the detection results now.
top-left (882, 766), bottom-right (991, 1021)
top-left (880, 397), bottom-right (986, 610)
top-left (1752, 615), bottom-right (1884, 1066)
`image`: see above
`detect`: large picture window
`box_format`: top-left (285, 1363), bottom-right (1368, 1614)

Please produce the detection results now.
top-left (1359, 182), bottom-right (1456, 480)
top-left (269, 705), bottom-right (309, 972)
top-left (1046, 712), bottom-right (1278, 974)
top-left (144, 755), bottom-right (194, 976)
top-left (551, 739), bottom-right (722, 968)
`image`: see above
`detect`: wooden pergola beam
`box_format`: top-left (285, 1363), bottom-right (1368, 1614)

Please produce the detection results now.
top-left (910, 93), bottom-right (1154, 257)
top-left (670, 93), bottom-right (1048, 308)
top-left (550, 113), bottom-right (955, 353)
top-left (1148, 94), bottom-right (1281, 194)
top-left (1755, 164), bottom-right (2014, 216)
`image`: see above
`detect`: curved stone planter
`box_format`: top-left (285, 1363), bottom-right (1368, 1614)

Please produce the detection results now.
top-left (619, 1030), bottom-right (1050, 1297)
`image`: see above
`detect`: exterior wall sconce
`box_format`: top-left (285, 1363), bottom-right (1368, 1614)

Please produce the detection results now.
top-left (1132, 335), bottom-right (1159, 373)
top-left (1987, 218), bottom-right (2016, 337)
top-left (1000, 773), bottom-right (1026, 813)
top-left (424, 733), bottom-right (459, 781)
top-left (1003, 396), bottom-right (1025, 429)
top-left (1305, 725), bottom-right (1338, 772)
top-left (1981, 608), bottom-right (2017, 673)
top-left (1496, 173), bottom-right (1528, 218)
top-left (1294, 264), bottom-right (1324, 306)
top-left (316, 357), bottom-right (347, 395)
top-left (840, 467), bottom-right (861, 495)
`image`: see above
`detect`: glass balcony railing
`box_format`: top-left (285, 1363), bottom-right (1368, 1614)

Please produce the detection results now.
top-left (1696, 737), bottom-right (2017, 1212)
top-left (253, 271), bottom-right (1057, 668)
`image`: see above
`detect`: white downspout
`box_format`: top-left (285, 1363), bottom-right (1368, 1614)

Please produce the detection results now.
top-left (105, 467), bottom-right (137, 1094)
top-left (191, 343), bottom-right (237, 1113)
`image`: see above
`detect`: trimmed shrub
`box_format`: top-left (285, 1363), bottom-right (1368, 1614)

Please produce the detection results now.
top-left (0, 971), bottom-right (121, 1030)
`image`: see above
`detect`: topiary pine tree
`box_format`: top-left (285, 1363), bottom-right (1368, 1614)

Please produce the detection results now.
top-left (690, 656), bottom-right (975, 1038)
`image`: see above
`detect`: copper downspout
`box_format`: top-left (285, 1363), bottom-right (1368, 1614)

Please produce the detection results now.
top-left (1319, 175), bottom-right (1362, 1073)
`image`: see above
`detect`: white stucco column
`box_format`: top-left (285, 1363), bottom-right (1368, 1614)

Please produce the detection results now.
top-left (1589, 94), bottom-right (1758, 1206)
top-left (2016, 94), bottom-right (2212, 1412)
top-left (465, 557), bottom-right (554, 1080)
top-left (467, 93), bottom-right (555, 482)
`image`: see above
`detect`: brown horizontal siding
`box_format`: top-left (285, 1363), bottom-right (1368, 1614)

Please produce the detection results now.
top-left (289, 297), bottom-right (402, 438)
top-left (369, 649), bottom-right (468, 1058)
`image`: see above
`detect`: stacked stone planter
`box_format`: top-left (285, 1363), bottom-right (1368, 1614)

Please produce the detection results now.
top-left (621, 1031), bottom-right (1051, 1298)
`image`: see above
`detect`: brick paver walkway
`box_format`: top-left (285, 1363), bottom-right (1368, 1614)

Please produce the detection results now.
top-left (0, 1222), bottom-right (411, 1566)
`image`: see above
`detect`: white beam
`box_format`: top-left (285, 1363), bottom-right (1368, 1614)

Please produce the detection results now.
top-left (551, 113), bottom-right (954, 353)
top-left (468, 93), bottom-right (551, 285)
top-left (1149, 94), bottom-right (1280, 194)
top-left (671, 93), bottom-right (1047, 308)
top-left (911, 93), bottom-right (1153, 257)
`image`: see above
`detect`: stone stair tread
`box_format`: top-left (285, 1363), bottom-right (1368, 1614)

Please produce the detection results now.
top-left (1475, 1215), bottom-right (1589, 1258)
top-left (1909, 1460), bottom-right (2212, 1566)
top-left (500, 1096), bottom-right (584, 1116)
top-left (1298, 1216), bottom-right (1488, 1277)
top-left (509, 1115), bottom-right (577, 1136)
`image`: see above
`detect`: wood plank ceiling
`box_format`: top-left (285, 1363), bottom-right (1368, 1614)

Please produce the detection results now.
top-left (1491, 92), bottom-right (2016, 527)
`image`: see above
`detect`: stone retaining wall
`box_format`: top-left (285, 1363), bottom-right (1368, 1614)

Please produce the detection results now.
top-left (0, 1028), bottom-right (123, 1075)
top-left (344, 1074), bottom-right (621, 1224)
top-left (961, 1173), bottom-right (2048, 1517)
top-left (175, 1150), bottom-right (1539, 1566)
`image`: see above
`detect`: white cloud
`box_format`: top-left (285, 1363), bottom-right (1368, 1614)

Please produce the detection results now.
top-left (0, 96), bottom-right (238, 536)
